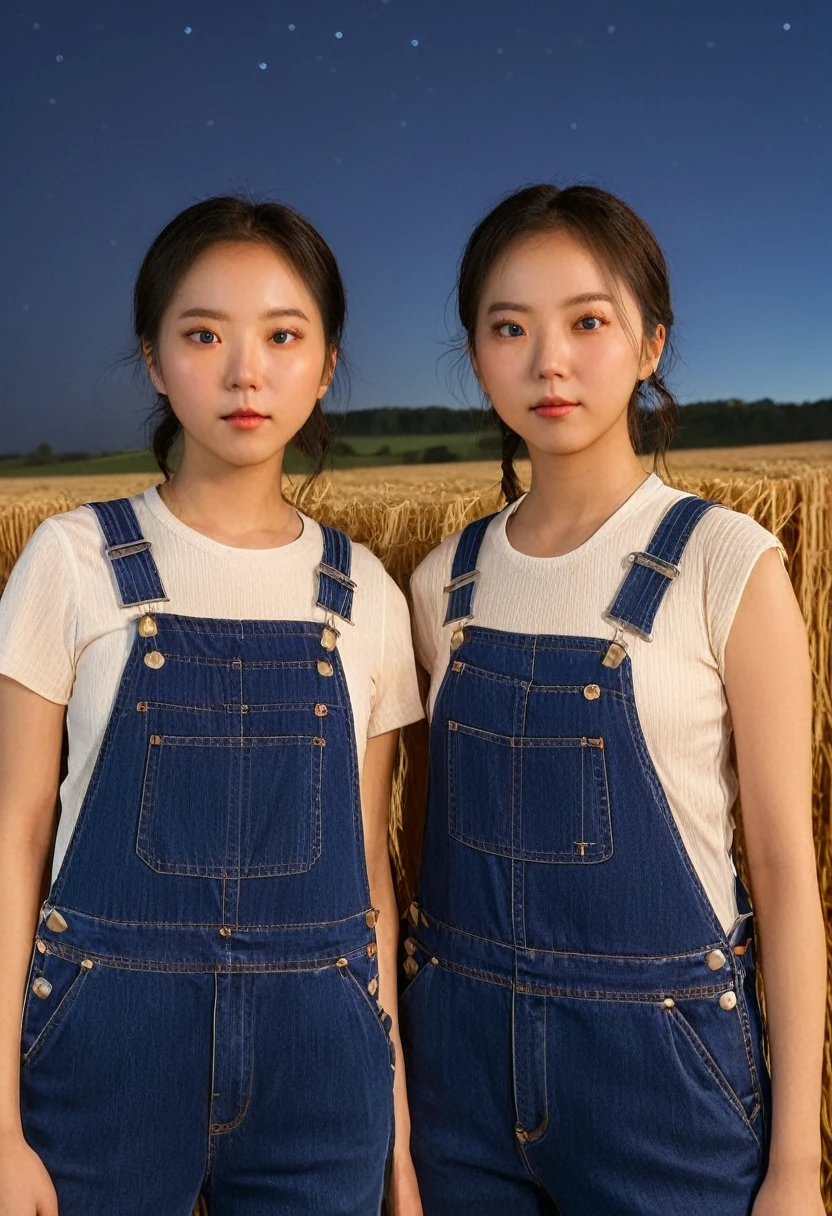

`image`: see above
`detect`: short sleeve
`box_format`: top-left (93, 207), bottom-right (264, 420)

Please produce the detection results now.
top-left (701, 507), bottom-right (788, 677)
top-left (0, 519), bottom-right (78, 703)
top-left (366, 573), bottom-right (424, 737)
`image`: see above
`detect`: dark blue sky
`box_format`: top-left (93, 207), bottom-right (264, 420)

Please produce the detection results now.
top-left (2, 0), bottom-right (830, 452)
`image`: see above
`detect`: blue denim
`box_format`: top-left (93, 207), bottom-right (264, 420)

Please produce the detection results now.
top-left (20, 499), bottom-right (394, 1214)
top-left (402, 495), bottom-right (771, 1215)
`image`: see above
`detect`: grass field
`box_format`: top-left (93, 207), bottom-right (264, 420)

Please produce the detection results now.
top-left (1, 440), bottom-right (832, 1199)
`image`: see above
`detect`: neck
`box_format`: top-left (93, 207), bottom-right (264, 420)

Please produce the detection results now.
top-left (158, 444), bottom-right (301, 549)
top-left (508, 428), bottom-right (651, 558)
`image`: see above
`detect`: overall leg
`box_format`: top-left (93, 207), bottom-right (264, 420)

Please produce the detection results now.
top-left (401, 959), bottom-right (555, 1216)
top-left (203, 958), bottom-right (394, 1215)
top-left (20, 961), bottom-right (213, 1216)
top-left (522, 996), bottom-right (768, 1216)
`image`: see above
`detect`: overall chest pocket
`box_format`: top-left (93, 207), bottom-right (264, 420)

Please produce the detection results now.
top-left (447, 721), bottom-right (613, 863)
top-left (136, 734), bottom-right (324, 878)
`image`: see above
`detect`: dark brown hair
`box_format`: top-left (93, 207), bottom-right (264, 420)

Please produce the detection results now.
top-left (457, 184), bottom-right (678, 502)
top-left (134, 195), bottom-right (347, 480)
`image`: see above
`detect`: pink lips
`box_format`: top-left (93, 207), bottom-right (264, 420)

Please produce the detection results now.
top-left (223, 409), bottom-right (268, 430)
top-left (532, 397), bottom-right (579, 419)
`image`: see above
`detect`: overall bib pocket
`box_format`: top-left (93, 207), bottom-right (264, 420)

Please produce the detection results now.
top-left (447, 720), bottom-right (613, 863)
top-left (21, 950), bottom-right (93, 1069)
top-left (137, 733), bottom-right (324, 877)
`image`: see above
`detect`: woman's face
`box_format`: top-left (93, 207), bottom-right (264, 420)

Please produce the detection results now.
top-left (146, 240), bottom-right (335, 469)
top-left (471, 229), bottom-right (664, 459)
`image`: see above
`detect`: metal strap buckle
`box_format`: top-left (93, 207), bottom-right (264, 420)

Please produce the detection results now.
top-left (627, 552), bottom-right (680, 580)
top-left (443, 569), bottom-right (479, 595)
top-left (106, 540), bottom-right (152, 560)
top-left (318, 562), bottom-right (357, 591)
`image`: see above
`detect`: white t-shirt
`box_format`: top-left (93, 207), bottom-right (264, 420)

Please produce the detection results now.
top-left (0, 487), bottom-right (424, 882)
top-left (410, 473), bottom-right (786, 933)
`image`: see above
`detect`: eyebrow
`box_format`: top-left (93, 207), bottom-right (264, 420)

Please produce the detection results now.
top-left (486, 292), bottom-right (614, 316)
top-left (177, 307), bottom-right (310, 322)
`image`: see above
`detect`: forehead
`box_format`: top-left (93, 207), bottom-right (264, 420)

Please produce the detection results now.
top-left (172, 240), bottom-right (315, 305)
top-left (484, 229), bottom-right (609, 298)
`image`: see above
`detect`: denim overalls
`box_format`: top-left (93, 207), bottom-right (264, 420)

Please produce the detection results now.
top-left (19, 499), bottom-right (395, 1215)
top-left (401, 495), bottom-right (771, 1215)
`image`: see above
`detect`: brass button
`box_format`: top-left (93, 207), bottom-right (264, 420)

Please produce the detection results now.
top-left (80, 959), bottom-right (94, 970)
top-left (583, 684), bottom-right (601, 700)
top-left (368, 978), bottom-right (379, 996)
top-left (663, 997), bottom-right (675, 1008)
top-left (403, 957), bottom-right (419, 979)
top-left (404, 938), bottom-right (417, 956)
top-left (32, 977), bottom-right (53, 1000)
top-left (137, 614), bottom-right (157, 638)
top-left (44, 908), bottom-right (68, 933)
top-left (144, 651), bottom-right (165, 670)
top-left (431, 957), bottom-right (439, 965)
top-left (317, 659), bottom-right (334, 677)
top-left (336, 957), bottom-right (349, 969)
top-left (408, 902), bottom-right (419, 926)
top-left (515, 1123), bottom-right (529, 1143)
top-left (719, 990), bottom-right (738, 1011)
top-left (35, 939), bottom-right (46, 954)
top-left (365, 908), bottom-right (379, 929)
top-left (320, 625), bottom-right (339, 652)
top-left (366, 942), bottom-right (377, 958)
top-left (219, 927), bottom-right (232, 938)
top-left (705, 949), bottom-right (727, 971)
top-left (314, 703), bottom-right (328, 717)
top-left (450, 628), bottom-right (466, 652)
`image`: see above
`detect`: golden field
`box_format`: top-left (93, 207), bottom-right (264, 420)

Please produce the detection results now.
top-left (1, 441), bottom-right (832, 1199)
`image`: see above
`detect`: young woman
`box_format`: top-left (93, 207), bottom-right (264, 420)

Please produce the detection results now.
top-left (0, 197), bottom-right (424, 1215)
top-left (400, 184), bottom-right (826, 1215)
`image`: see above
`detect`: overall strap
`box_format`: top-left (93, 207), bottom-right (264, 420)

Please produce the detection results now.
top-left (605, 495), bottom-right (723, 642)
top-left (442, 512), bottom-right (499, 626)
top-left (85, 499), bottom-right (168, 608)
top-left (317, 525), bottom-right (355, 624)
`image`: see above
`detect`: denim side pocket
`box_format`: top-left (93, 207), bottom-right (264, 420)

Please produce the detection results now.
top-left (21, 951), bottom-right (93, 1069)
top-left (665, 997), bottom-right (763, 1149)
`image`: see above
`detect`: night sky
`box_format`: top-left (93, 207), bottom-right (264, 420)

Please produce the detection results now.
top-left (3, 0), bottom-right (831, 453)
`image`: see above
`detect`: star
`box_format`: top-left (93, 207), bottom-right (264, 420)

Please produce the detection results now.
top-left (258, 61), bottom-right (267, 70)
top-left (184, 26), bottom-right (192, 35)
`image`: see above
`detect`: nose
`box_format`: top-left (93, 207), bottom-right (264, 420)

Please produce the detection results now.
top-left (224, 336), bottom-right (264, 393)
top-left (535, 324), bottom-right (571, 382)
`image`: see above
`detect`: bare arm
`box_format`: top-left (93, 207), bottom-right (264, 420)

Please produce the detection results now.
top-left (0, 675), bottom-right (65, 1214)
top-left (361, 729), bottom-right (422, 1216)
top-left (724, 549), bottom-right (826, 1214)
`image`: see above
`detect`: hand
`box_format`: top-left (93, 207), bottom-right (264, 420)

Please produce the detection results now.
top-left (751, 1162), bottom-right (825, 1216)
top-left (386, 1148), bottom-right (423, 1216)
top-left (0, 1131), bottom-right (58, 1216)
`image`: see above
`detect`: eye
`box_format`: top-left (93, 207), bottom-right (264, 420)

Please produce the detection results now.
top-left (495, 321), bottom-right (525, 338)
top-left (270, 329), bottom-right (298, 345)
top-left (576, 315), bottom-right (605, 332)
top-left (186, 329), bottom-right (218, 345)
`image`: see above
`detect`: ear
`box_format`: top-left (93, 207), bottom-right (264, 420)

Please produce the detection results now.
top-left (142, 338), bottom-right (167, 396)
top-left (317, 346), bottom-right (338, 400)
top-left (638, 324), bottom-right (666, 381)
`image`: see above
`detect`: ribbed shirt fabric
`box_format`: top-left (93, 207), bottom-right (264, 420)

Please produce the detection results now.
top-left (410, 473), bottom-right (785, 932)
top-left (0, 487), bottom-right (424, 881)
